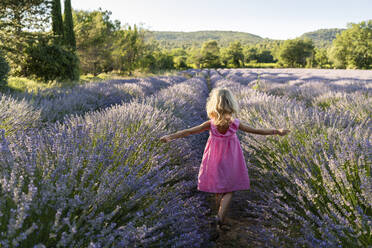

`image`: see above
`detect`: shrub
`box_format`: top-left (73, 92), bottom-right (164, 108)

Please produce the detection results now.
top-left (0, 50), bottom-right (10, 88)
top-left (23, 41), bottom-right (79, 82)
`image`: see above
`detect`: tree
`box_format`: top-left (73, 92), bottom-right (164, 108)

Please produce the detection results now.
top-left (244, 44), bottom-right (276, 64)
top-left (112, 24), bottom-right (148, 74)
top-left (0, 50), bottom-right (10, 87)
top-left (277, 38), bottom-right (314, 67)
top-left (0, 0), bottom-right (50, 74)
top-left (256, 50), bottom-right (274, 63)
top-left (226, 41), bottom-right (244, 67)
top-left (173, 56), bottom-right (188, 70)
top-left (220, 47), bottom-right (229, 67)
top-left (171, 48), bottom-right (188, 69)
top-left (188, 47), bottom-right (202, 68)
top-left (0, 0), bottom-right (50, 35)
top-left (154, 51), bottom-right (174, 71)
top-left (137, 38), bottom-right (160, 72)
top-left (329, 20), bottom-right (372, 69)
top-left (200, 40), bottom-right (220, 68)
top-left (23, 37), bottom-right (79, 82)
top-left (313, 48), bottom-right (332, 68)
top-left (52, 0), bottom-right (64, 37)
top-left (74, 8), bottom-right (151, 75)
top-left (244, 46), bottom-right (258, 63)
top-left (73, 9), bottom-right (119, 75)
top-left (63, 0), bottom-right (76, 50)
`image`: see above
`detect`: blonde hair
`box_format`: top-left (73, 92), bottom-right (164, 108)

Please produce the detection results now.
top-left (206, 88), bottom-right (239, 126)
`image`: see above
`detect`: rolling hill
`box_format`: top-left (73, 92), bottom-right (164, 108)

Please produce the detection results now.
top-left (299, 28), bottom-right (345, 47)
top-left (148, 30), bottom-right (265, 49)
top-left (148, 28), bottom-right (345, 49)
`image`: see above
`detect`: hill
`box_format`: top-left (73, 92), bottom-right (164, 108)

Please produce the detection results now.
top-left (147, 28), bottom-right (346, 50)
top-left (148, 31), bottom-right (264, 49)
top-left (299, 28), bottom-right (345, 48)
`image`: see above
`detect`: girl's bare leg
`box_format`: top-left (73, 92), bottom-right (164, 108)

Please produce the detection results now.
top-left (215, 193), bottom-right (223, 207)
top-left (217, 192), bottom-right (233, 223)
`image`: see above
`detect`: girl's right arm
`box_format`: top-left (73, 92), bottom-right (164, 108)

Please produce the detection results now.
top-left (160, 120), bottom-right (211, 143)
top-left (239, 122), bottom-right (290, 136)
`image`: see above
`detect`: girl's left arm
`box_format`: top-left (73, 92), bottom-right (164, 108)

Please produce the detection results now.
top-left (160, 120), bottom-right (211, 143)
top-left (239, 122), bottom-right (290, 136)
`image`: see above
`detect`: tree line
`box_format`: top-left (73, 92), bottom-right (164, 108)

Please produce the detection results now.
top-left (0, 0), bottom-right (79, 86)
top-left (183, 20), bottom-right (371, 70)
top-left (0, 2), bottom-right (371, 87)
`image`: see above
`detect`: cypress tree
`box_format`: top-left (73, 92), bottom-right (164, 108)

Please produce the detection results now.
top-left (51, 0), bottom-right (64, 37)
top-left (63, 0), bottom-right (76, 50)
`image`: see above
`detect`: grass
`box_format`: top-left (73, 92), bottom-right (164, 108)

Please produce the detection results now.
top-left (244, 62), bottom-right (278, 68)
top-left (80, 69), bottom-right (182, 83)
top-left (1, 69), bottom-right (181, 93)
top-left (6, 77), bottom-right (58, 93)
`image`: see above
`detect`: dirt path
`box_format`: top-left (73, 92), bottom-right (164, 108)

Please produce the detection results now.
top-left (205, 189), bottom-right (277, 248)
top-left (200, 71), bottom-right (277, 247)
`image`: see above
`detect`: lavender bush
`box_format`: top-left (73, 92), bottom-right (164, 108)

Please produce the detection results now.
top-left (3, 67), bottom-right (370, 247)
top-left (211, 69), bottom-right (371, 247)
top-left (0, 94), bottom-right (41, 135)
top-left (0, 76), bottom-right (213, 247)
top-left (8, 76), bottom-right (187, 124)
top-left (221, 68), bottom-right (372, 123)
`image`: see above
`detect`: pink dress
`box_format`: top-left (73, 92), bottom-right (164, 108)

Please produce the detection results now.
top-left (197, 118), bottom-right (251, 193)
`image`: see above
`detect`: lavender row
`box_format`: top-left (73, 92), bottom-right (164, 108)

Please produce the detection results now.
top-left (217, 68), bottom-right (372, 86)
top-left (217, 68), bottom-right (372, 96)
top-left (217, 68), bottom-right (372, 124)
top-left (250, 81), bottom-right (371, 123)
top-left (210, 71), bottom-right (371, 247)
top-left (0, 76), bottom-right (187, 135)
top-left (179, 69), bottom-right (210, 79)
top-left (0, 77), bottom-right (212, 247)
top-left (0, 95), bottom-right (41, 135)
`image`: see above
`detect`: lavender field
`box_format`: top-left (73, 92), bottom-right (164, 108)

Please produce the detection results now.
top-left (0, 69), bottom-right (371, 247)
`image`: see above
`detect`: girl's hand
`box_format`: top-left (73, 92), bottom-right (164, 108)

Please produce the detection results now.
top-left (159, 135), bottom-right (172, 143)
top-left (277, 129), bottom-right (290, 136)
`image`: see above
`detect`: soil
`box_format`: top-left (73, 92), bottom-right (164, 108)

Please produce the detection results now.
top-left (205, 189), bottom-right (276, 248)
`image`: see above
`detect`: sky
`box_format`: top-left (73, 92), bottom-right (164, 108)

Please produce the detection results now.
top-left (70, 0), bottom-right (372, 40)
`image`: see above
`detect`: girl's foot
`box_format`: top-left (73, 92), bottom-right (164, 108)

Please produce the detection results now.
top-left (212, 215), bottom-right (220, 228)
top-left (210, 229), bottom-right (219, 240)
top-left (214, 215), bottom-right (231, 231)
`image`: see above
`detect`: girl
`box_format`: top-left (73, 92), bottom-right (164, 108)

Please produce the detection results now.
top-left (159, 88), bottom-right (290, 232)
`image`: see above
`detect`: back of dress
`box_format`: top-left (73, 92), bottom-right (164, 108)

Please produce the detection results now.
top-left (197, 118), bottom-right (251, 193)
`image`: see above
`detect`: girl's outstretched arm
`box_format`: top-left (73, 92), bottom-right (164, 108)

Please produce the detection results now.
top-left (239, 121), bottom-right (290, 136)
top-left (160, 120), bottom-right (211, 143)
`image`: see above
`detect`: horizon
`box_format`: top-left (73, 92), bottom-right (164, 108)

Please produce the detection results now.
top-left (145, 29), bottom-right (345, 40)
top-left (69, 0), bottom-right (372, 40)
